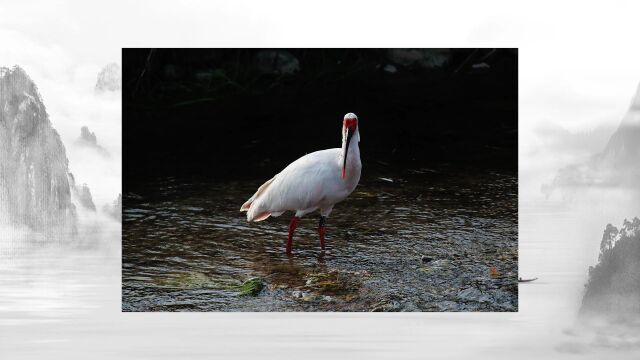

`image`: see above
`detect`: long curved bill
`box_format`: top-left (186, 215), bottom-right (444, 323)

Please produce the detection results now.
top-left (342, 127), bottom-right (354, 179)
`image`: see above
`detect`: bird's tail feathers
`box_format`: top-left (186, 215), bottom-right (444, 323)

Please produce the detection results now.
top-left (246, 198), bottom-right (270, 222)
top-left (240, 199), bottom-right (252, 212)
top-left (239, 177), bottom-right (275, 214)
top-left (251, 211), bottom-right (272, 222)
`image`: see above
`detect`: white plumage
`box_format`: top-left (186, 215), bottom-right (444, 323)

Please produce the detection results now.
top-left (240, 113), bottom-right (362, 255)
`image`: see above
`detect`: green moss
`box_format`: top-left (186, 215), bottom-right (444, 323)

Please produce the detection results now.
top-left (237, 277), bottom-right (265, 296)
top-left (154, 272), bottom-right (265, 296)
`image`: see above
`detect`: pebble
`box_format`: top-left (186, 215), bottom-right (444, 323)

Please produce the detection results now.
top-left (292, 290), bottom-right (306, 299)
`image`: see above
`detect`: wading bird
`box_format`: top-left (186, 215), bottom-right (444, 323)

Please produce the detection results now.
top-left (240, 113), bottom-right (362, 255)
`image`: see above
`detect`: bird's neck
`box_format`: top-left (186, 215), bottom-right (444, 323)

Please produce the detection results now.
top-left (348, 129), bottom-right (360, 160)
top-left (340, 128), bottom-right (361, 174)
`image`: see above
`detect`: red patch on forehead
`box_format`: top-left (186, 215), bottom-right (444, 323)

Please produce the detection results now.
top-left (343, 118), bottom-right (358, 129)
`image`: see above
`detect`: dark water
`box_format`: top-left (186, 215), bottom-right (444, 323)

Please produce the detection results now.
top-left (122, 167), bottom-right (517, 312)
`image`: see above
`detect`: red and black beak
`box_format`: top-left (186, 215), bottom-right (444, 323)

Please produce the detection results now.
top-left (342, 126), bottom-right (354, 179)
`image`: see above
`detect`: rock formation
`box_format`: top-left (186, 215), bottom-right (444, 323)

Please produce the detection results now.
top-left (75, 125), bottom-right (109, 156)
top-left (68, 172), bottom-right (96, 211)
top-left (597, 83), bottom-right (640, 169)
top-left (95, 63), bottom-right (121, 92)
top-left (543, 83), bottom-right (640, 196)
top-left (581, 218), bottom-right (640, 317)
top-left (103, 193), bottom-right (122, 222)
top-left (0, 66), bottom-right (77, 232)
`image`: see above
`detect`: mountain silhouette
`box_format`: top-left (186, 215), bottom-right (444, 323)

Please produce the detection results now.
top-left (0, 66), bottom-right (78, 233)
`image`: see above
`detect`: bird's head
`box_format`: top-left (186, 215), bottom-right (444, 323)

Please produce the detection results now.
top-left (342, 113), bottom-right (359, 179)
top-left (343, 112), bottom-right (358, 133)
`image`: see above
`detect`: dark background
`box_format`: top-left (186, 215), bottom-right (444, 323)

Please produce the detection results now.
top-left (123, 48), bottom-right (517, 189)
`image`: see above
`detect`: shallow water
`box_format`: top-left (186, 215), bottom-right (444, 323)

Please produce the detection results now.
top-left (123, 167), bottom-right (518, 311)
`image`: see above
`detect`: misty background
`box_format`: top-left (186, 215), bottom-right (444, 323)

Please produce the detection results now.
top-left (0, 62), bottom-right (121, 254)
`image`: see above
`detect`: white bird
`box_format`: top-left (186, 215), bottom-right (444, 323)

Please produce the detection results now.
top-left (240, 113), bottom-right (362, 255)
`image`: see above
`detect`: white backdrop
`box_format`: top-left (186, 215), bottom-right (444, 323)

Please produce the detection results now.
top-left (1, 0), bottom-right (640, 359)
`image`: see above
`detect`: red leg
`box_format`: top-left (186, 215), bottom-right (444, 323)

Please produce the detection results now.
top-left (318, 216), bottom-right (327, 250)
top-left (286, 216), bottom-right (300, 256)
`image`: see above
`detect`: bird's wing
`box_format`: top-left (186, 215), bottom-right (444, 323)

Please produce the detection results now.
top-left (244, 149), bottom-right (342, 221)
top-left (261, 149), bottom-right (341, 212)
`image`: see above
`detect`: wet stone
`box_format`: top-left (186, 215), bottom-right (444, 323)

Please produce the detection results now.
top-left (291, 290), bottom-right (306, 298)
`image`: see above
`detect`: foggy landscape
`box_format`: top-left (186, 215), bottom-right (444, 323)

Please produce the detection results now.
top-left (518, 81), bottom-right (640, 356)
top-left (0, 49), bottom-right (123, 357)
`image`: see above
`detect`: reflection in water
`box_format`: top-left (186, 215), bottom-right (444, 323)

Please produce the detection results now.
top-left (123, 169), bottom-right (518, 311)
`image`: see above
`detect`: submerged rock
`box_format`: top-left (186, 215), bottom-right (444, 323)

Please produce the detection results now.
top-left (303, 270), bottom-right (363, 296)
top-left (291, 290), bottom-right (307, 299)
top-left (370, 300), bottom-right (402, 312)
top-left (0, 65), bottom-right (77, 233)
top-left (457, 287), bottom-right (483, 302)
